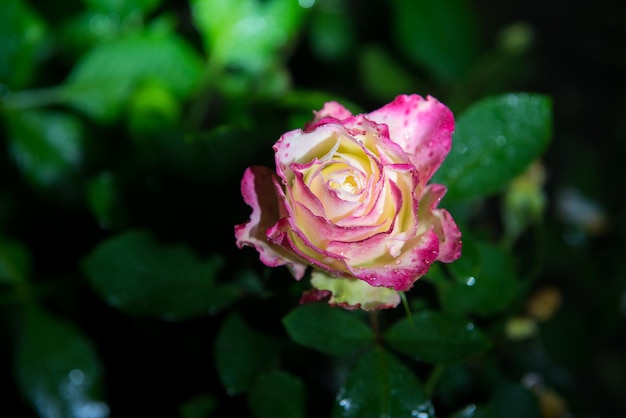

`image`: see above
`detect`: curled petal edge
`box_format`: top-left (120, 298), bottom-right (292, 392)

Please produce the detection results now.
top-left (234, 166), bottom-right (307, 280)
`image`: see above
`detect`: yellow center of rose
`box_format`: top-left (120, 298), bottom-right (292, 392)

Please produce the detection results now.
top-left (329, 174), bottom-right (357, 193)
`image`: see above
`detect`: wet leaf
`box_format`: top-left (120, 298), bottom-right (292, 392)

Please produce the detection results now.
top-left (14, 306), bottom-right (109, 418)
top-left (450, 404), bottom-right (496, 418)
top-left (332, 347), bottom-right (434, 418)
top-left (385, 311), bottom-right (491, 364)
top-left (283, 303), bottom-right (374, 356)
top-left (248, 370), bottom-right (305, 418)
top-left (214, 313), bottom-right (281, 395)
top-left (82, 230), bottom-right (238, 320)
top-left (437, 241), bottom-right (522, 317)
top-left (433, 93), bottom-right (553, 202)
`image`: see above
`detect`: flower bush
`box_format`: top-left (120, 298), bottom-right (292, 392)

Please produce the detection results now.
top-left (236, 95), bottom-right (461, 310)
top-left (1, 0), bottom-right (623, 417)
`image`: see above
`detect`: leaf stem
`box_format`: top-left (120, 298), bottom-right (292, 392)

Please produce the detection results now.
top-left (369, 310), bottom-right (379, 334)
top-left (424, 364), bottom-right (445, 397)
top-left (400, 292), bottom-right (413, 326)
top-left (0, 87), bottom-right (67, 112)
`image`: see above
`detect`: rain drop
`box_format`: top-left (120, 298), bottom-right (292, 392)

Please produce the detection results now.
top-left (69, 369), bottom-right (85, 385)
top-left (466, 323), bottom-right (475, 330)
top-left (339, 398), bottom-right (352, 410)
top-left (457, 404), bottom-right (477, 417)
top-left (465, 276), bottom-right (476, 286)
top-left (495, 135), bottom-right (507, 146)
top-left (456, 143), bottom-right (468, 154)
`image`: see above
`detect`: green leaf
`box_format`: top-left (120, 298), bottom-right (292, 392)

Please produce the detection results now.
top-left (82, 230), bottom-right (238, 320)
top-left (214, 313), bottom-right (280, 395)
top-left (308, 5), bottom-right (356, 61)
top-left (359, 44), bottom-right (417, 102)
top-left (489, 383), bottom-right (541, 418)
top-left (0, 0), bottom-right (47, 88)
top-left (190, 0), bottom-right (307, 73)
top-left (450, 404), bottom-right (496, 418)
top-left (14, 306), bottom-right (109, 418)
top-left (437, 241), bottom-right (522, 317)
top-left (0, 238), bottom-right (31, 284)
top-left (4, 110), bottom-right (85, 190)
top-left (63, 32), bottom-right (203, 122)
top-left (248, 370), bottom-right (305, 418)
top-left (82, 0), bottom-right (162, 17)
top-left (282, 303), bottom-right (374, 356)
top-left (179, 393), bottom-right (218, 418)
top-left (85, 172), bottom-right (124, 229)
top-left (433, 93), bottom-right (553, 202)
top-left (391, 0), bottom-right (481, 81)
top-left (332, 347), bottom-right (434, 418)
top-left (384, 311), bottom-right (491, 364)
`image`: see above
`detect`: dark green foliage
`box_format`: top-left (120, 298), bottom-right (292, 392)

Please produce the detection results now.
top-left (0, 0), bottom-right (623, 417)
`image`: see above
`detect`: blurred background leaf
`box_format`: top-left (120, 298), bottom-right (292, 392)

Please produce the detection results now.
top-left (3, 110), bottom-right (86, 199)
top-left (214, 313), bottom-right (281, 396)
top-left (390, 0), bottom-right (481, 82)
top-left (81, 229), bottom-right (237, 319)
top-left (0, 0), bottom-right (47, 89)
top-left (14, 306), bottom-right (109, 418)
top-left (247, 370), bottom-right (306, 418)
top-left (63, 30), bottom-right (203, 123)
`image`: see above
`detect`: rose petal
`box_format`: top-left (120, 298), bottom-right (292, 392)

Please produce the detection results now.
top-left (308, 270), bottom-right (401, 310)
top-left (347, 229), bottom-right (440, 291)
top-left (366, 94), bottom-right (454, 184)
top-left (234, 166), bottom-right (307, 279)
top-left (274, 125), bottom-right (342, 183)
top-left (419, 184), bottom-right (462, 262)
top-left (314, 101), bottom-right (353, 121)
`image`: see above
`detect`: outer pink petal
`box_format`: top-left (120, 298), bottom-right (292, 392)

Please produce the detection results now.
top-left (366, 94), bottom-right (454, 184)
top-left (234, 166), bottom-right (307, 279)
top-left (420, 184), bottom-right (462, 262)
top-left (347, 229), bottom-right (440, 291)
top-left (314, 101), bottom-right (353, 121)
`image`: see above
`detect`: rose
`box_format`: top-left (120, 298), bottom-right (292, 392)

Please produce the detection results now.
top-left (235, 94), bottom-right (461, 310)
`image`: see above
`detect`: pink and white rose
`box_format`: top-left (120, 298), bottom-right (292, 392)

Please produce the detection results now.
top-left (235, 94), bottom-right (461, 310)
